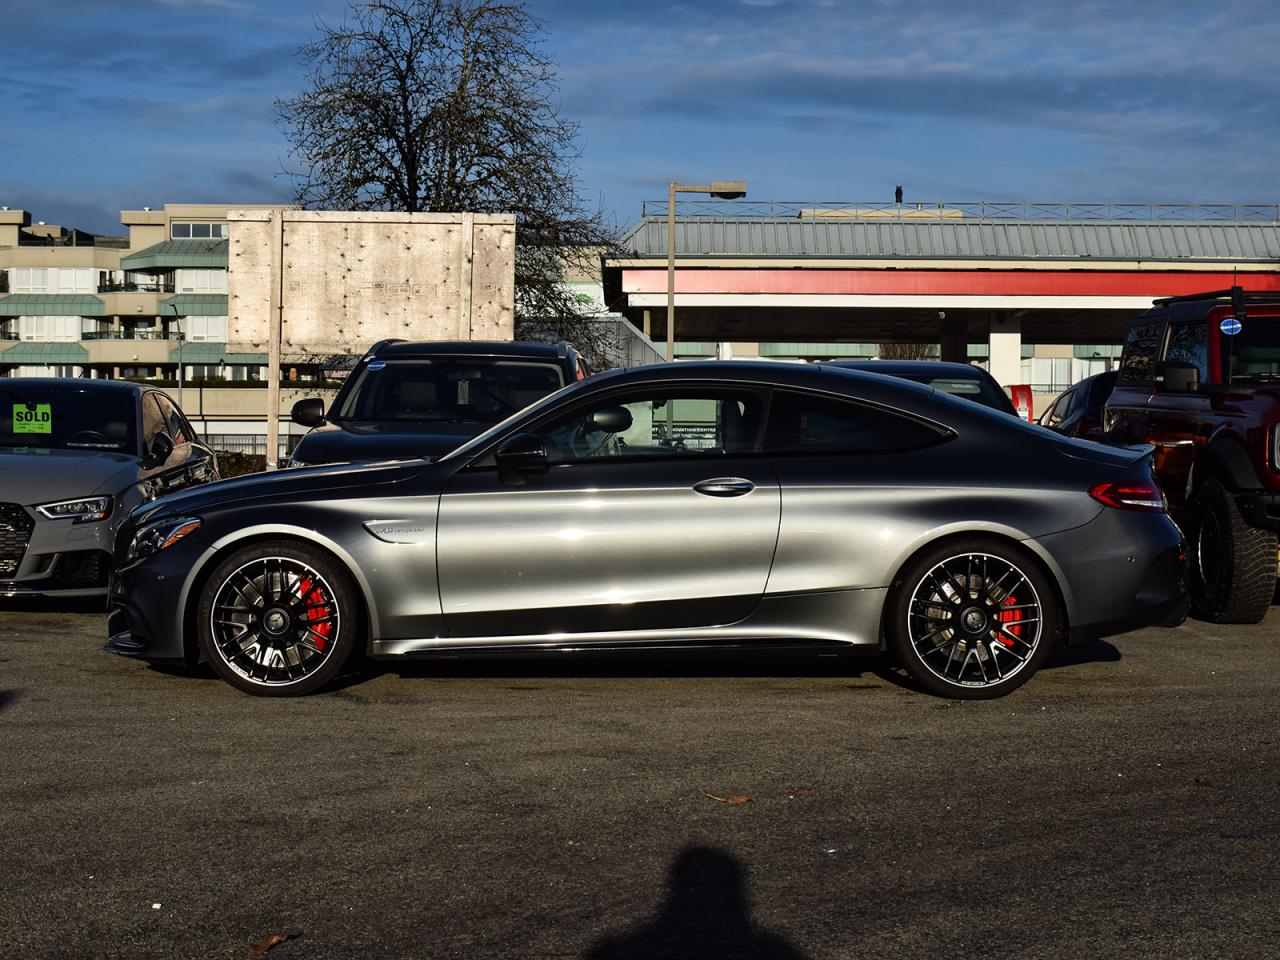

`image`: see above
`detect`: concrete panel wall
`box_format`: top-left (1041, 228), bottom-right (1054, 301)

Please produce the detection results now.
top-left (226, 209), bottom-right (516, 354)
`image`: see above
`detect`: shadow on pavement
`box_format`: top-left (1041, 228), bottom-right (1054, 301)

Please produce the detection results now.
top-left (0, 690), bottom-right (20, 713)
top-left (1, 597), bottom-right (107, 615)
top-left (1045, 637), bottom-right (1122, 669)
top-left (584, 846), bottom-right (809, 960)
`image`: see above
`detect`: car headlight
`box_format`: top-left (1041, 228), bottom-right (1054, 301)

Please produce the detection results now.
top-left (126, 517), bottom-right (202, 563)
top-left (36, 496), bottom-right (114, 523)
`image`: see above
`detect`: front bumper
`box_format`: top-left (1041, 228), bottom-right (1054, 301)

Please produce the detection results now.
top-left (0, 502), bottom-right (115, 598)
top-left (104, 538), bottom-right (205, 665)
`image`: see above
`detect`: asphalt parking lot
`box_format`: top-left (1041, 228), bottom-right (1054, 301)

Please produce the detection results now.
top-left (2, 601), bottom-right (1278, 960)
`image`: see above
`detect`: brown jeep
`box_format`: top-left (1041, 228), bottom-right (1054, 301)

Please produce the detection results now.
top-left (1106, 288), bottom-right (1279, 623)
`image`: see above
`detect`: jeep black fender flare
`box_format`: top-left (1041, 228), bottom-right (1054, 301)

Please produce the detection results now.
top-left (1188, 436), bottom-right (1259, 498)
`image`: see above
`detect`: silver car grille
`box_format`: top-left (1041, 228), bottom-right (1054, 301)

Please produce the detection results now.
top-left (0, 503), bottom-right (34, 577)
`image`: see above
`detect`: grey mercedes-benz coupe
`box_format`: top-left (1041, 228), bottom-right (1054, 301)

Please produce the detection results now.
top-left (106, 361), bottom-right (1185, 699)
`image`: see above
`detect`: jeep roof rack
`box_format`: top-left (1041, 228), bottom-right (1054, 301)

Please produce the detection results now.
top-left (1154, 287), bottom-right (1280, 306)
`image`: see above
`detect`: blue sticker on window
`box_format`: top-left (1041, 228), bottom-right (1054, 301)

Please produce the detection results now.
top-left (368, 360), bottom-right (387, 371)
top-left (1220, 317), bottom-right (1243, 336)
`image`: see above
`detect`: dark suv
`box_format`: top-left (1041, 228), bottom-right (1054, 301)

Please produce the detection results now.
top-left (1106, 288), bottom-right (1279, 623)
top-left (288, 340), bottom-right (590, 466)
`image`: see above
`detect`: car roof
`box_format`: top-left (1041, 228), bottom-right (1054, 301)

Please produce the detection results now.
top-left (2, 377), bottom-right (146, 396)
top-left (580, 359), bottom-right (935, 398)
top-left (370, 340), bottom-right (569, 360)
top-left (823, 360), bottom-right (991, 378)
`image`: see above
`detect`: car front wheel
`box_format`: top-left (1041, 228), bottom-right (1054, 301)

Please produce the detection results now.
top-left (197, 540), bottom-right (362, 696)
top-left (886, 539), bottom-right (1059, 699)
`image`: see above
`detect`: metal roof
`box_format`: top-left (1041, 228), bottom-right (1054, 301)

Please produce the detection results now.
top-left (160, 294), bottom-right (228, 316)
top-left (620, 218), bottom-right (1280, 263)
top-left (0, 294), bottom-right (105, 317)
top-left (121, 239), bottom-right (228, 270)
top-left (1, 342), bottom-right (90, 363)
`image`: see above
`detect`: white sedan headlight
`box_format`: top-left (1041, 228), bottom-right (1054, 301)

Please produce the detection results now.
top-left (36, 496), bottom-right (114, 523)
top-left (126, 517), bottom-right (202, 563)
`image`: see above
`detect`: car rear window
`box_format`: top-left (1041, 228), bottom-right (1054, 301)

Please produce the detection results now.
top-left (334, 358), bottom-right (566, 424)
top-left (0, 384), bottom-right (136, 452)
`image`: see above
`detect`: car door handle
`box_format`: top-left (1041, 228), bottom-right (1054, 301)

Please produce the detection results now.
top-left (693, 478), bottom-right (755, 497)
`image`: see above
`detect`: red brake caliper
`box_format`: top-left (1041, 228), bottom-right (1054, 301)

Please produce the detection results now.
top-left (296, 577), bottom-right (331, 652)
top-left (995, 595), bottom-right (1022, 647)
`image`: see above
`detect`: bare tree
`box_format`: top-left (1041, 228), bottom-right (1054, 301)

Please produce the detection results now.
top-left (878, 342), bottom-right (940, 360)
top-left (276, 0), bottom-right (618, 363)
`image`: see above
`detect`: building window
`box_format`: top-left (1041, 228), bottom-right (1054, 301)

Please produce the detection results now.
top-left (184, 315), bottom-right (229, 342)
top-left (18, 315), bottom-right (81, 342)
top-left (10, 268), bottom-right (50, 294)
top-left (56, 268), bottom-right (94, 294)
top-left (171, 222), bottom-right (228, 240)
top-left (176, 269), bottom-right (227, 294)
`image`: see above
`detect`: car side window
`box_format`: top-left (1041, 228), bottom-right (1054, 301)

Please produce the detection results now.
top-left (141, 394), bottom-right (166, 446)
top-left (1118, 320), bottom-right (1165, 386)
top-left (764, 390), bottom-right (945, 454)
top-left (152, 394), bottom-right (189, 445)
top-left (1164, 321), bottom-right (1208, 382)
top-left (538, 388), bottom-right (764, 464)
top-left (1043, 389), bottom-right (1071, 427)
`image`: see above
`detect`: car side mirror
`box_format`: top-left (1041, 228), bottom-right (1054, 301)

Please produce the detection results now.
top-left (1155, 360), bottom-right (1200, 393)
top-left (589, 406), bottom-right (633, 434)
top-left (291, 397), bottom-right (326, 427)
top-left (147, 430), bottom-right (174, 465)
top-left (495, 433), bottom-right (549, 486)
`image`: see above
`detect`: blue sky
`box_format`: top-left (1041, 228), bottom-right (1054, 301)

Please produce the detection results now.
top-left (2, 0), bottom-right (1277, 235)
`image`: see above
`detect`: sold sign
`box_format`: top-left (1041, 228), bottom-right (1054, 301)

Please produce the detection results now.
top-left (12, 403), bottom-right (53, 434)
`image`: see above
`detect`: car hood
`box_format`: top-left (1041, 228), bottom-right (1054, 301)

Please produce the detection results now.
top-left (0, 448), bottom-right (137, 506)
top-left (134, 457), bottom-right (427, 524)
top-left (291, 419), bottom-right (489, 465)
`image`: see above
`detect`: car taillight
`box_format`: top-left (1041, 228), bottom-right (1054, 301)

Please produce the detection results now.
top-left (1089, 481), bottom-right (1168, 513)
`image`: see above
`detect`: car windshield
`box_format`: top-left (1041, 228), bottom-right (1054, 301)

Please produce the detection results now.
top-left (332, 358), bottom-right (566, 424)
top-left (1225, 319), bottom-right (1280, 382)
top-left (0, 383), bottom-right (136, 452)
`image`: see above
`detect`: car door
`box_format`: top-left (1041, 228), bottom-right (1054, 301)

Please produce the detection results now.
top-left (138, 393), bottom-right (192, 499)
top-left (435, 384), bottom-right (781, 639)
top-left (1144, 318), bottom-right (1211, 502)
top-left (1104, 317), bottom-right (1166, 442)
top-left (156, 392), bottom-right (218, 484)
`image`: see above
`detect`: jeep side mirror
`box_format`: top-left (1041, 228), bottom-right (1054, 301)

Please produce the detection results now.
top-left (291, 397), bottom-right (326, 427)
top-left (1156, 361), bottom-right (1200, 393)
top-left (495, 433), bottom-right (549, 486)
top-left (147, 430), bottom-right (174, 465)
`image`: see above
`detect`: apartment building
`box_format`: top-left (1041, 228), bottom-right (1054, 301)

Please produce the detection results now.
top-left (0, 203), bottom-right (274, 382)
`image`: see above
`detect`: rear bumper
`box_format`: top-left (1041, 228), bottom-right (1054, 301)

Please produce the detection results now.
top-left (1035, 509), bottom-right (1187, 643)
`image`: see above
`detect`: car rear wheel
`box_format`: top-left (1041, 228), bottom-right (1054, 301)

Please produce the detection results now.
top-left (197, 540), bottom-right (362, 696)
top-left (1187, 479), bottom-right (1277, 624)
top-left (886, 539), bottom-right (1059, 699)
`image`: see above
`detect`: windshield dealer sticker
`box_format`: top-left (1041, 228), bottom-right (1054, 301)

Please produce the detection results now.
top-left (1221, 317), bottom-right (1243, 336)
top-left (12, 403), bottom-right (52, 434)
top-left (368, 360), bottom-right (387, 372)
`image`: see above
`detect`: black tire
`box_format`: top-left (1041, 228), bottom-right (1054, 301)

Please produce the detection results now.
top-left (886, 538), bottom-right (1061, 699)
top-left (196, 540), bottom-right (363, 696)
top-left (1187, 479), bottom-right (1278, 624)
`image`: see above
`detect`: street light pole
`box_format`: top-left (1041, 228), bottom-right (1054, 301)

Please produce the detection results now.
top-left (665, 180), bottom-right (747, 362)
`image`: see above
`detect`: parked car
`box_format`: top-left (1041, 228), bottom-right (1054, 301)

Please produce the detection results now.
top-left (0, 378), bottom-right (217, 598)
top-left (287, 340), bottom-right (591, 466)
top-left (1039, 371), bottom-right (1117, 440)
top-left (823, 360), bottom-right (1018, 416)
top-left (1106, 288), bottom-right (1280, 623)
top-left (108, 361), bottom-right (1185, 700)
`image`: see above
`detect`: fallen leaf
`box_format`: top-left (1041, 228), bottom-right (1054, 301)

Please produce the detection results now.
top-left (706, 793), bottom-right (752, 805)
top-left (1194, 776), bottom-right (1215, 788)
top-left (786, 787), bottom-right (814, 799)
top-left (247, 932), bottom-right (300, 955)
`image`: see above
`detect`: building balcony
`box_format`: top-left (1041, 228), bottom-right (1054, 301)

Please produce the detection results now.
top-left (81, 329), bottom-right (185, 341)
top-left (98, 281), bottom-right (175, 294)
